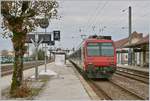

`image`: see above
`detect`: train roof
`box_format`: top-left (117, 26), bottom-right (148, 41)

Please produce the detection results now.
top-left (75, 35), bottom-right (114, 51)
top-left (84, 38), bottom-right (114, 43)
top-left (84, 35), bottom-right (113, 43)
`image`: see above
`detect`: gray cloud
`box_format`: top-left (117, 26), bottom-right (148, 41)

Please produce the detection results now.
top-left (0, 0), bottom-right (150, 51)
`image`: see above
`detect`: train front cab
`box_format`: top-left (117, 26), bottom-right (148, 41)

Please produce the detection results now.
top-left (84, 40), bottom-right (117, 79)
top-left (85, 63), bottom-right (116, 78)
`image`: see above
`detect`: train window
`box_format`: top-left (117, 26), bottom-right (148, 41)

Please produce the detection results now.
top-left (101, 43), bottom-right (114, 56)
top-left (101, 43), bottom-right (112, 46)
top-left (87, 42), bottom-right (114, 56)
top-left (87, 43), bottom-right (100, 56)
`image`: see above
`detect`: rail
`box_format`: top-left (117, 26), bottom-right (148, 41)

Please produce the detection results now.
top-left (1, 60), bottom-right (53, 76)
top-left (116, 66), bottom-right (149, 84)
top-left (70, 60), bottom-right (147, 100)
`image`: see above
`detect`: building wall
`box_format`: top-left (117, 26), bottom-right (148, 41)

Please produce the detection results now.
top-left (115, 32), bottom-right (149, 68)
top-left (130, 44), bottom-right (149, 67)
top-left (135, 52), bottom-right (140, 65)
top-left (116, 48), bottom-right (128, 65)
top-left (143, 44), bottom-right (149, 67)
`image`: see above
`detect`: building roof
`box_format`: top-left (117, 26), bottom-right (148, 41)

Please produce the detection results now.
top-left (136, 34), bottom-right (149, 45)
top-left (114, 31), bottom-right (144, 48)
top-left (124, 34), bottom-right (149, 47)
top-left (114, 37), bottom-right (129, 48)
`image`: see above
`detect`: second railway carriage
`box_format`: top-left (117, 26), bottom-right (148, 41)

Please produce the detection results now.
top-left (69, 35), bottom-right (117, 78)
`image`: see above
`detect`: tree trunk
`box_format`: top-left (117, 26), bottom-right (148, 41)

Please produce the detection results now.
top-left (10, 31), bottom-right (26, 94)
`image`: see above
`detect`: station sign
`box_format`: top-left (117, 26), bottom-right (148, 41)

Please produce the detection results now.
top-left (53, 30), bottom-right (60, 41)
top-left (25, 34), bottom-right (35, 43)
top-left (38, 34), bottom-right (51, 43)
top-left (26, 34), bottom-right (51, 44)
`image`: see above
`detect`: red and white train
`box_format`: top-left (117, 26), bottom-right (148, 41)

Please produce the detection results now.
top-left (69, 35), bottom-right (117, 78)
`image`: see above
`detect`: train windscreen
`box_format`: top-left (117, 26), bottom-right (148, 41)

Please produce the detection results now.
top-left (87, 42), bottom-right (114, 56)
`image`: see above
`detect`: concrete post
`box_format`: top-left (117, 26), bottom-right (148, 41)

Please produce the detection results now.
top-left (140, 52), bottom-right (144, 67)
top-left (35, 46), bottom-right (38, 80)
top-left (45, 43), bottom-right (47, 72)
top-left (128, 6), bottom-right (132, 65)
top-left (132, 49), bottom-right (135, 66)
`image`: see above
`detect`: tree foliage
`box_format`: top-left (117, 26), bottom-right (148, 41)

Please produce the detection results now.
top-left (1, 0), bottom-right (58, 37)
top-left (1, 0), bottom-right (59, 96)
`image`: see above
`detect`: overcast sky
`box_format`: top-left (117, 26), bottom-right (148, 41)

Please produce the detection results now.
top-left (0, 0), bottom-right (150, 51)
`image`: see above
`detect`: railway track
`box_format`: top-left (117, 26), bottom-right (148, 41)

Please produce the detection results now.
top-left (70, 61), bottom-right (147, 100)
top-left (116, 67), bottom-right (149, 84)
top-left (1, 60), bottom-right (53, 76)
top-left (117, 66), bottom-right (149, 77)
top-left (109, 79), bottom-right (145, 100)
top-left (89, 79), bottom-right (145, 100)
top-left (87, 79), bottom-right (112, 100)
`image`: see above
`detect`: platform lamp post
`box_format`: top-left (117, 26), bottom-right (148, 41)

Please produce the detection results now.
top-left (39, 14), bottom-right (49, 72)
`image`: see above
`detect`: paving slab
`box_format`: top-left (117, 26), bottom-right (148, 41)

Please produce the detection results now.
top-left (35, 61), bottom-right (91, 100)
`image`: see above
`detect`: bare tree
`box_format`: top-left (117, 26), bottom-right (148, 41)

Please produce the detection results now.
top-left (1, 0), bottom-right (58, 94)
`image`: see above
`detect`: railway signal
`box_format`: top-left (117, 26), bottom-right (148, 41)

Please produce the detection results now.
top-left (26, 33), bottom-right (55, 44)
top-left (53, 30), bottom-right (60, 41)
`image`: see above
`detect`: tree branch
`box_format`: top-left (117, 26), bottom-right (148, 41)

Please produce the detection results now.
top-left (1, 1), bottom-right (12, 20)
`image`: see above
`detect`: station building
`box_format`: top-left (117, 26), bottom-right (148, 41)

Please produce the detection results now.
top-left (114, 31), bottom-right (149, 68)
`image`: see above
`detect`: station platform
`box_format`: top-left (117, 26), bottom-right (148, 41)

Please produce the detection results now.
top-left (1, 61), bottom-right (96, 100)
top-left (117, 64), bottom-right (149, 73)
top-left (35, 61), bottom-right (92, 100)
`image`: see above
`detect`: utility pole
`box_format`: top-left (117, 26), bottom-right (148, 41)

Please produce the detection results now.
top-left (44, 13), bottom-right (47, 72)
top-left (44, 28), bottom-right (47, 72)
top-left (35, 32), bottom-right (38, 80)
top-left (128, 6), bottom-right (132, 65)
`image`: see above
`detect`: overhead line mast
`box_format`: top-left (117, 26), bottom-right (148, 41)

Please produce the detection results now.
top-left (128, 6), bottom-right (132, 65)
